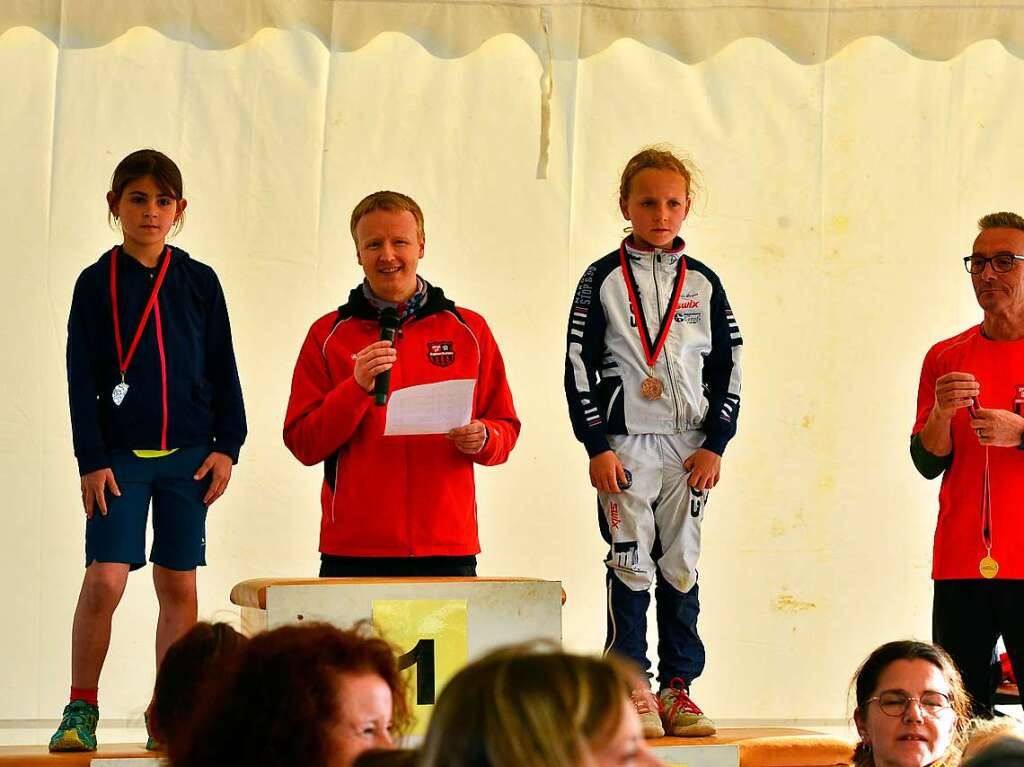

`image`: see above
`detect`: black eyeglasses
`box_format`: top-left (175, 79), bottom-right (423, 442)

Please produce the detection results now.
top-left (865, 690), bottom-right (952, 718)
top-left (964, 253), bottom-right (1024, 274)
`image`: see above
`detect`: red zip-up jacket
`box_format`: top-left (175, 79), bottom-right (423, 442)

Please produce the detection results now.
top-left (283, 284), bottom-right (520, 557)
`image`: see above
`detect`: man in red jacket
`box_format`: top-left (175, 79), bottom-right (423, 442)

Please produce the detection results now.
top-left (284, 191), bottom-right (520, 576)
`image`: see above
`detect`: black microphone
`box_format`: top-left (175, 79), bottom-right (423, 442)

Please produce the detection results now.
top-left (374, 307), bottom-right (400, 406)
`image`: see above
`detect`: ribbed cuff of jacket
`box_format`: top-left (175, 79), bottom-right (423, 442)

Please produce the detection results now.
top-left (472, 422), bottom-right (496, 464)
top-left (213, 438), bottom-right (243, 464)
top-left (76, 449), bottom-right (111, 476)
top-left (701, 432), bottom-right (728, 456)
top-left (910, 433), bottom-right (951, 479)
top-left (584, 433), bottom-right (612, 458)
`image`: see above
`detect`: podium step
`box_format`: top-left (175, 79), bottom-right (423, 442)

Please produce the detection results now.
top-left (649, 727), bottom-right (855, 767)
top-left (0, 727), bottom-right (853, 767)
top-left (0, 744), bottom-right (159, 766)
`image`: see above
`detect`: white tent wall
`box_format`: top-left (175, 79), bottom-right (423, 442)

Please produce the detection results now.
top-left (1, 0), bottom-right (1022, 734)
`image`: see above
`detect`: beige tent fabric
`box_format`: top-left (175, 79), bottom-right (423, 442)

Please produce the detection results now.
top-left (2, 0), bottom-right (1024, 739)
top-left (3, 0), bottom-right (1024, 62)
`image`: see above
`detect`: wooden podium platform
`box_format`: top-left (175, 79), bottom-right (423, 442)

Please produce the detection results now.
top-left (0, 728), bottom-right (854, 766)
top-left (650, 727), bottom-right (854, 767)
top-left (229, 576), bottom-right (565, 635)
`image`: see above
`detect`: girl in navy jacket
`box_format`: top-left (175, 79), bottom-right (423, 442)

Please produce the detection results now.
top-left (52, 149), bottom-right (246, 752)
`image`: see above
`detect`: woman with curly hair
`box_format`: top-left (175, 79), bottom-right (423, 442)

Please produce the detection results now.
top-left (173, 622), bottom-right (409, 767)
top-left (852, 640), bottom-right (970, 767)
top-left (417, 644), bottom-right (661, 767)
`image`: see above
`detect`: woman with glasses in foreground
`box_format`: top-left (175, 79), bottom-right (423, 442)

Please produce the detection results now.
top-left (852, 641), bottom-right (970, 767)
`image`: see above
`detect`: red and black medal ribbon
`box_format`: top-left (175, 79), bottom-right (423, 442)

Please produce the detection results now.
top-left (618, 238), bottom-right (687, 370)
top-left (110, 246), bottom-right (172, 384)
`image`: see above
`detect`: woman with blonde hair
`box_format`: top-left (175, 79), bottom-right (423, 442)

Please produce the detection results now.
top-left (417, 644), bottom-right (661, 767)
top-left (962, 717), bottom-right (1024, 762)
top-left (852, 641), bottom-right (970, 767)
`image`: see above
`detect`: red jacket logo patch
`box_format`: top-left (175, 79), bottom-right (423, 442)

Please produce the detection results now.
top-left (427, 341), bottom-right (455, 367)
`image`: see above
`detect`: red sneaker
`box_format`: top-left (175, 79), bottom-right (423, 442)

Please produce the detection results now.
top-left (659, 678), bottom-right (716, 737)
top-left (631, 685), bottom-right (665, 739)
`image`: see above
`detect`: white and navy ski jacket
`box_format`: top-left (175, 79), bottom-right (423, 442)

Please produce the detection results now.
top-left (564, 237), bottom-right (742, 458)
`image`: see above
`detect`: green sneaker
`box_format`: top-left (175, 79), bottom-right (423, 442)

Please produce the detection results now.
top-left (144, 710), bottom-right (162, 751)
top-left (48, 700), bottom-right (99, 752)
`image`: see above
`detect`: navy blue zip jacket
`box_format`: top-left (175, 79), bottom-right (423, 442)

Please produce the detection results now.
top-left (67, 245), bottom-right (247, 475)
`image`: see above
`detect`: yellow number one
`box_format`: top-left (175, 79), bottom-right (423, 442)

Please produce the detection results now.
top-left (372, 599), bottom-right (469, 735)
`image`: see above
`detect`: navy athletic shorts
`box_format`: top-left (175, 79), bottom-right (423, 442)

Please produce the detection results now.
top-left (85, 445), bottom-right (211, 571)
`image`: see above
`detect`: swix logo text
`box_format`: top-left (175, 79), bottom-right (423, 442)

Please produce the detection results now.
top-left (609, 500), bottom-right (620, 529)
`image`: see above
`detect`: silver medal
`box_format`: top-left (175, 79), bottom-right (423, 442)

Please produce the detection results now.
top-left (112, 382), bottom-right (129, 406)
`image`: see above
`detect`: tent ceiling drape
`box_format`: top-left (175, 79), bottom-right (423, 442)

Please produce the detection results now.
top-left (4, 0), bottom-right (1024, 63)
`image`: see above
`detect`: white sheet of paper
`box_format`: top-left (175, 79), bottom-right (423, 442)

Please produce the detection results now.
top-left (383, 378), bottom-right (476, 436)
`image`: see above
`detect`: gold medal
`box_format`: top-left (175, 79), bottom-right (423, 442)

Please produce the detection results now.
top-left (980, 555), bottom-right (999, 579)
top-left (640, 376), bottom-right (664, 401)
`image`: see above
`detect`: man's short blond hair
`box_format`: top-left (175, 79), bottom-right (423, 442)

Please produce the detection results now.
top-left (349, 191), bottom-right (425, 246)
top-left (978, 211), bottom-right (1024, 233)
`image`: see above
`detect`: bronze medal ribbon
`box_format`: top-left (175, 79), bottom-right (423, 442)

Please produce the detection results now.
top-left (618, 239), bottom-right (687, 373)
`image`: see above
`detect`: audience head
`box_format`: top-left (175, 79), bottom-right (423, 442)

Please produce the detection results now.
top-left (353, 748), bottom-right (419, 767)
top-left (417, 643), bottom-right (661, 767)
top-left (150, 621), bottom-right (248, 751)
top-left (852, 640), bottom-right (969, 767)
top-left (175, 622), bottom-right (409, 767)
top-left (964, 735), bottom-right (1024, 767)
top-left (962, 718), bottom-right (1024, 763)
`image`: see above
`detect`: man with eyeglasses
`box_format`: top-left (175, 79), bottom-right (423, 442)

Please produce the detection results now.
top-left (911, 211), bottom-right (1024, 716)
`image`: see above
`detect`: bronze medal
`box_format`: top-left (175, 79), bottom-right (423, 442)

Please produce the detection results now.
top-left (980, 555), bottom-right (999, 579)
top-left (640, 376), bottom-right (664, 401)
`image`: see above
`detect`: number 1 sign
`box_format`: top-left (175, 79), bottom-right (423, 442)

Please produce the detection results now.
top-left (372, 599), bottom-right (469, 734)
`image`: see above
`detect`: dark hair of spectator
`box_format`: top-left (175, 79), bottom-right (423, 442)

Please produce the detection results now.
top-left (150, 622), bottom-right (248, 752)
top-left (353, 748), bottom-right (419, 767)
